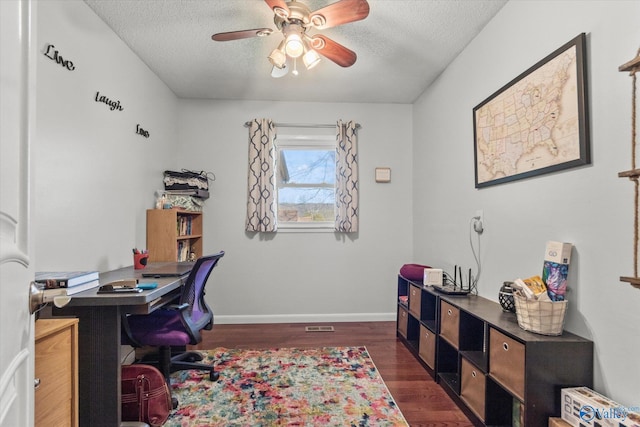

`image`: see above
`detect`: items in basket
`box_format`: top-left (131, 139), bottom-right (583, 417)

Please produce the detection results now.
top-left (513, 276), bottom-right (547, 300)
top-left (512, 276), bottom-right (567, 335)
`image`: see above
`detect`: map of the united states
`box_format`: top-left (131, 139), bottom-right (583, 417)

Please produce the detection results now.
top-left (475, 46), bottom-right (580, 185)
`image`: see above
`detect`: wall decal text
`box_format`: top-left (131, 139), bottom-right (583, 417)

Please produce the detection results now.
top-left (95, 91), bottom-right (124, 111)
top-left (43, 44), bottom-right (75, 71)
top-left (136, 124), bottom-right (150, 138)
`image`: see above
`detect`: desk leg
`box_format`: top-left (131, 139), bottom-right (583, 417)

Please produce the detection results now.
top-left (63, 305), bottom-right (122, 427)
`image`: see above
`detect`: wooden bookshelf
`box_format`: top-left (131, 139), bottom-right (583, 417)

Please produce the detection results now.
top-left (146, 209), bottom-right (203, 262)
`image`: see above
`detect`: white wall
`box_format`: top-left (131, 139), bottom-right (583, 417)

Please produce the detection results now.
top-left (412, 0), bottom-right (640, 405)
top-left (34, 0), bottom-right (178, 272)
top-left (32, 1), bottom-right (415, 323)
top-left (176, 100), bottom-right (413, 323)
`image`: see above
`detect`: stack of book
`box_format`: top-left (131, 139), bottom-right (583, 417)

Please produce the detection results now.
top-left (35, 271), bottom-right (100, 296)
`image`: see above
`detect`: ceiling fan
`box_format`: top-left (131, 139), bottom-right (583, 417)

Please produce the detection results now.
top-left (211, 0), bottom-right (370, 78)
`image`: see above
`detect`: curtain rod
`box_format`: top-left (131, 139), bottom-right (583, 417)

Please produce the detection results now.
top-left (244, 121), bottom-right (361, 129)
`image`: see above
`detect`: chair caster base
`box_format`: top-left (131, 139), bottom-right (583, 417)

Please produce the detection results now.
top-left (210, 371), bottom-right (220, 381)
top-left (171, 397), bottom-right (178, 409)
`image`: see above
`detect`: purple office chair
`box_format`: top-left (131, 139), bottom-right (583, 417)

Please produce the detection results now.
top-left (122, 251), bottom-right (225, 404)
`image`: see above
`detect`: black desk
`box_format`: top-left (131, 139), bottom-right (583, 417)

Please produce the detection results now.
top-left (54, 263), bottom-right (190, 427)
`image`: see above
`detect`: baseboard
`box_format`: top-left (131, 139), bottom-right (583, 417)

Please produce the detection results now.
top-left (215, 312), bottom-right (397, 325)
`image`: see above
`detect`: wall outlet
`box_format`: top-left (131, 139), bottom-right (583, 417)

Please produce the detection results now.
top-left (474, 210), bottom-right (484, 233)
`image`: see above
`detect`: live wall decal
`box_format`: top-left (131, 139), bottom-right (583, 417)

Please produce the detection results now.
top-left (43, 44), bottom-right (75, 71)
top-left (95, 91), bottom-right (124, 112)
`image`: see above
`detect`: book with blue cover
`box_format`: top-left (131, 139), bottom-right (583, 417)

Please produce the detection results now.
top-left (35, 271), bottom-right (99, 288)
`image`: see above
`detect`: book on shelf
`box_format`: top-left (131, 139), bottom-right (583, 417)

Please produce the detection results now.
top-left (177, 216), bottom-right (193, 236)
top-left (176, 241), bottom-right (191, 262)
top-left (35, 270), bottom-right (99, 288)
top-left (37, 279), bottom-right (100, 296)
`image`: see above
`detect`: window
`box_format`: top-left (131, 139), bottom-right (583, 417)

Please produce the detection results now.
top-left (276, 135), bottom-right (336, 229)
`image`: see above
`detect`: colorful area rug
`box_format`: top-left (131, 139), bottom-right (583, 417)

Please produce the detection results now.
top-left (166, 346), bottom-right (408, 426)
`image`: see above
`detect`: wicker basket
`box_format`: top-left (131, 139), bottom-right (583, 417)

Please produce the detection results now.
top-left (513, 293), bottom-right (568, 336)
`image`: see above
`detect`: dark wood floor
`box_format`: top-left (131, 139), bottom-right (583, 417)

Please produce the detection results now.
top-left (192, 321), bottom-right (473, 427)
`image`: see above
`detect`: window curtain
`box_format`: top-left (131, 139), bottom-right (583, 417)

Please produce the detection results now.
top-left (335, 120), bottom-right (359, 232)
top-left (245, 119), bottom-right (277, 232)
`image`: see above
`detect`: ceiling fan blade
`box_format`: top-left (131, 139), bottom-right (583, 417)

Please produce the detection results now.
top-left (271, 64), bottom-right (289, 78)
top-left (309, 0), bottom-right (370, 29)
top-left (264, 0), bottom-right (290, 19)
top-left (312, 35), bottom-right (357, 67)
top-left (211, 28), bottom-right (273, 42)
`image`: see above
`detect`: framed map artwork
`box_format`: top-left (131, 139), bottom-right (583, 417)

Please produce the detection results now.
top-left (473, 33), bottom-right (590, 188)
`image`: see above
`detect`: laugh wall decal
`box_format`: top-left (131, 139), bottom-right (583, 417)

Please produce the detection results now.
top-left (95, 91), bottom-right (124, 111)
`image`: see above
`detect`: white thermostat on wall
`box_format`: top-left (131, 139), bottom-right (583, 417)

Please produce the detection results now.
top-left (423, 268), bottom-right (443, 286)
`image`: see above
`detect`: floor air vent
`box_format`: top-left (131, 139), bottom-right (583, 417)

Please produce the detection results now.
top-left (305, 326), bottom-right (335, 332)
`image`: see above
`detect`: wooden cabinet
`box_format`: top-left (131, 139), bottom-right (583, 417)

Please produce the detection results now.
top-left (35, 318), bottom-right (79, 427)
top-left (396, 274), bottom-right (594, 426)
top-left (146, 209), bottom-right (203, 262)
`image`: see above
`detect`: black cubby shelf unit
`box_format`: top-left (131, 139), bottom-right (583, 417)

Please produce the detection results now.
top-left (395, 274), bottom-right (594, 427)
top-left (397, 275), bottom-right (438, 377)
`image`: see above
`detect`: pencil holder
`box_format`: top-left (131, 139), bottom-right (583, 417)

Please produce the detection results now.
top-left (134, 253), bottom-right (149, 269)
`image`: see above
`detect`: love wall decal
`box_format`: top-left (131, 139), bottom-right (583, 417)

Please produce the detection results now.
top-left (136, 124), bottom-right (150, 138)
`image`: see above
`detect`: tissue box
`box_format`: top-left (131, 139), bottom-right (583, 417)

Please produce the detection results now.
top-left (561, 387), bottom-right (640, 427)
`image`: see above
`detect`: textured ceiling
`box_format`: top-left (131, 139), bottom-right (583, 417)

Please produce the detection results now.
top-left (84, 0), bottom-right (507, 103)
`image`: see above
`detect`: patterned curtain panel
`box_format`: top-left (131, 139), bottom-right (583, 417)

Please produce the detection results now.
top-left (245, 119), bottom-right (277, 232)
top-left (335, 120), bottom-right (359, 233)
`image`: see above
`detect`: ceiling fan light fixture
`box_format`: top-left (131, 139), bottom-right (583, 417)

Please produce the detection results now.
top-left (268, 42), bottom-right (287, 69)
top-left (303, 49), bottom-right (321, 70)
top-left (285, 33), bottom-right (304, 58)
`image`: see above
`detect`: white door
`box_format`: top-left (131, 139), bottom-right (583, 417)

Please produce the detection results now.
top-left (0, 0), bottom-right (37, 426)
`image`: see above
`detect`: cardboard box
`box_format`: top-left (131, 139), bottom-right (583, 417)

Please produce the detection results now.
top-left (545, 241), bottom-right (573, 264)
top-left (549, 417), bottom-right (572, 427)
top-left (561, 387), bottom-right (640, 427)
top-left (543, 241), bottom-right (573, 300)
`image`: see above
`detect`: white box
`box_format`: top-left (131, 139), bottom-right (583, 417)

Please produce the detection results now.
top-left (545, 241), bottom-right (573, 264)
top-left (561, 387), bottom-right (640, 427)
top-left (423, 268), bottom-right (443, 286)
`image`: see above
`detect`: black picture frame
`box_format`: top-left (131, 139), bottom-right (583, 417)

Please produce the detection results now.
top-left (473, 33), bottom-right (590, 188)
